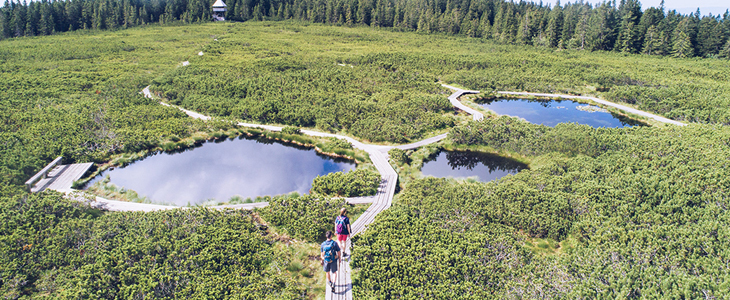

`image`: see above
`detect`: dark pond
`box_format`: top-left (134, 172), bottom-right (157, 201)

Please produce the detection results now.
top-left (479, 98), bottom-right (642, 128)
top-left (86, 136), bottom-right (355, 205)
top-left (420, 150), bottom-right (527, 182)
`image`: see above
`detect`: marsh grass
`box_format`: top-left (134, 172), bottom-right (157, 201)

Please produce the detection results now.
top-left (84, 175), bottom-right (174, 205)
top-left (522, 234), bottom-right (579, 256)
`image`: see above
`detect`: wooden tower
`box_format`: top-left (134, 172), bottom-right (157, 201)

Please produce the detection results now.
top-left (212, 0), bottom-right (227, 21)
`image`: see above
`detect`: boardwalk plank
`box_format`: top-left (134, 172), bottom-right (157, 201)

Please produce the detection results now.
top-left (31, 163), bottom-right (93, 193)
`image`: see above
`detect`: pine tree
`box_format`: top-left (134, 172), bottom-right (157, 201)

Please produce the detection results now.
top-left (416, 9), bottom-right (428, 33)
top-left (345, 4), bottom-right (353, 26)
top-left (618, 22), bottom-right (636, 52)
top-left (672, 30), bottom-right (693, 58)
top-left (719, 39), bottom-right (730, 59)
top-left (372, 0), bottom-right (383, 27)
top-left (516, 10), bottom-right (532, 45)
top-left (0, 1), bottom-right (10, 39)
top-left (586, 2), bottom-right (615, 51)
top-left (479, 13), bottom-right (491, 39)
top-left (357, 0), bottom-right (370, 25)
top-left (140, 5), bottom-right (148, 24)
top-left (252, 4), bottom-right (263, 21)
top-left (545, 2), bottom-right (563, 48)
top-left (614, 0), bottom-right (642, 53)
top-left (641, 24), bottom-right (662, 55)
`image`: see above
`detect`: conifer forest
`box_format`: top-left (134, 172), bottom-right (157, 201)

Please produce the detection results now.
top-left (1, 0), bottom-right (730, 298)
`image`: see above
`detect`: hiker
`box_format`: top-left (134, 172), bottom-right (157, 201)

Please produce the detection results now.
top-left (321, 230), bottom-right (341, 292)
top-left (334, 207), bottom-right (352, 256)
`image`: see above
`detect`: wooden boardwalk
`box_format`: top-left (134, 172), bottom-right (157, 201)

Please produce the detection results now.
top-left (441, 84), bottom-right (482, 121)
top-left (31, 163), bottom-right (94, 193)
top-left (113, 81), bottom-right (685, 300)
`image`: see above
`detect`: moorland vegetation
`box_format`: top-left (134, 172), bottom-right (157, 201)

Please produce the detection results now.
top-left (1, 16), bottom-right (730, 299)
top-left (354, 118), bottom-right (730, 298)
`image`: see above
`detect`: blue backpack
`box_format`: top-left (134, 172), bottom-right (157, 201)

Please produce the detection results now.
top-left (335, 216), bottom-right (346, 235)
top-left (322, 240), bottom-right (337, 263)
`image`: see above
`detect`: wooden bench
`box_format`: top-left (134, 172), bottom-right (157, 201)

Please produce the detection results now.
top-left (25, 157), bottom-right (62, 191)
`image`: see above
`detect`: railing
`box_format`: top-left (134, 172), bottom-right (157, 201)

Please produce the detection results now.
top-left (25, 157), bottom-right (62, 191)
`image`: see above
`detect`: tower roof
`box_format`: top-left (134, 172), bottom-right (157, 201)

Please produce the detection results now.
top-left (212, 0), bottom-right (226, 7)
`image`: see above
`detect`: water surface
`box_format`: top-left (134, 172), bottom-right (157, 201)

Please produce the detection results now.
top-left (420, 150), bottom-right (527, 182)
top-left (87, 137), bottom-right (355, 205)
top-left (479, 99), bottom-right (641, 128)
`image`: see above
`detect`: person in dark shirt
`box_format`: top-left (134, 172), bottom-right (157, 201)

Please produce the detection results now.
top-left (334, 207), bottom-right (352, 257)
top-left (321, 230), bottom-right (340, 292)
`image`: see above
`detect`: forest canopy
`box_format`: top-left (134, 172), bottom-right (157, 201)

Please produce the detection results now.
top-left (2, 0), bottom-right (730, 60)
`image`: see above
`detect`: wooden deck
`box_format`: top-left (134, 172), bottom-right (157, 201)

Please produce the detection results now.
top-left (31, 163), bottom-right (94, 193)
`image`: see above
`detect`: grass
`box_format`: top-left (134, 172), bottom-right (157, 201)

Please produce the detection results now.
top-left (522, 234), bottom-right (580, 256)
top-left (84, 175), bottom-right (171, 205)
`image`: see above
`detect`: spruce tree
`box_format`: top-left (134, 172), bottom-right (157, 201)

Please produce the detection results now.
top-left (672, 31), bottom-right (693, 58)
top-left (479, 13), bottom-right (491, 39)
top-left (345, 4), bottom-right (353, 26)
top-left (0, 1), bottom-right (10, 39)
top-left (641, 25), bottom-right (661, 55)
top-left (545, 3), bottom-right (563, 48)
top-left (718, 39), bottom-right (730, 59)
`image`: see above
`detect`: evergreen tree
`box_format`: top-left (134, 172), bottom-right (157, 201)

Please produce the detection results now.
top-left (697, 16), bottom-right (723, 57)
top-left (614, 0), bottom-right (642, 53)
top-left (672, 30), bottom-right (693, 58)
top-left (345, 3), bottom-right (353, 25)
top-left (641, 24), bottom-right (662, 55)
top-left (0, 0), bottom-right (10, 39)
top-left (671, 18), bottom-right (695, 57)
top-left (516, 10), bottom-right (533, 45)
top-left (357, 0), bottom-right (370, 25)
top-left (545, 2), bottom-right (563, 48)
top-left (719, 39), bottom-right (730, 59)
top-left (586, 2), bottom-right (616, 51)
top-left (479, 12), bottom-right (491, 39)
top-left (567, 4), bottom-right (590, 50)
top-left (252, 4), bottom-right (263, 21)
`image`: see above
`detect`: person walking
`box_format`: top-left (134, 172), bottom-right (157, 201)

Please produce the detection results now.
top-left (321, 230), bottom-right (341, 292)
top-left (335, 207), bottom-right (352, 257)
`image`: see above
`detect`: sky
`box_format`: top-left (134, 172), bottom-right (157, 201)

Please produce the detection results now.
top-left (538, 0), bottom-right (730, 16)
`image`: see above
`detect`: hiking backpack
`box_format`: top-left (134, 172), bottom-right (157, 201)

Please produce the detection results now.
top-left (322, 240), bottom-right (336, 263)
top-left (335, 216), bottom-right (346, 235)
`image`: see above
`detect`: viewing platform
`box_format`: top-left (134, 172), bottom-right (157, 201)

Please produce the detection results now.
top-left (26, 157), bottom-right (94, 193)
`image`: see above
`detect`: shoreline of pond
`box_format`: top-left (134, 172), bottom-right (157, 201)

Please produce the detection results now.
top-left (461, 92), bottom-right (653, 127)
top-left (74, 127), bottom-right (366, 200)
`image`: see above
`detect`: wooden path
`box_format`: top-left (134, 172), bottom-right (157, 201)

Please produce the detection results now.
top-left (31, 162), bottom-right (94, 193)
top-left (73, 80), bottom-right (687, 300)
top-left (441, 84), bottom-right (482, 121)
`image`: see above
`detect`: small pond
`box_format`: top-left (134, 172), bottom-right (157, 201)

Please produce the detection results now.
top-left (86, 136), bottom-right (355, 205)
top-left (420, 150), bottom-right (527, 182)
top-left (479, 99), bottom-right (642, 128)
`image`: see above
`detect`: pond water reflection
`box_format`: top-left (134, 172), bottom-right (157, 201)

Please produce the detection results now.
top-left (479, 98), bottom-right (642, 128)
top-left (420, 150), bottom-right (527, 182)
top-left (86, 136), bottom-right (355, 205)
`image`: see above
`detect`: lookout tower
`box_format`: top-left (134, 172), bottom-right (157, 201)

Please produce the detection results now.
top-left (212, 0), bottom-right (227, 21)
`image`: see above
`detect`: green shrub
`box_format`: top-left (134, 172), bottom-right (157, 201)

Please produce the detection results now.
top-left (281, 126), bottom-right (301, 135)
top-left (259, 193), bottom-right (346, 242)
top-left (388, 148), bottom-right (411, 165)
top-left (311, 168), bottom-right (381, 197)
top-left (0, 192), bottom-right (306, 298)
